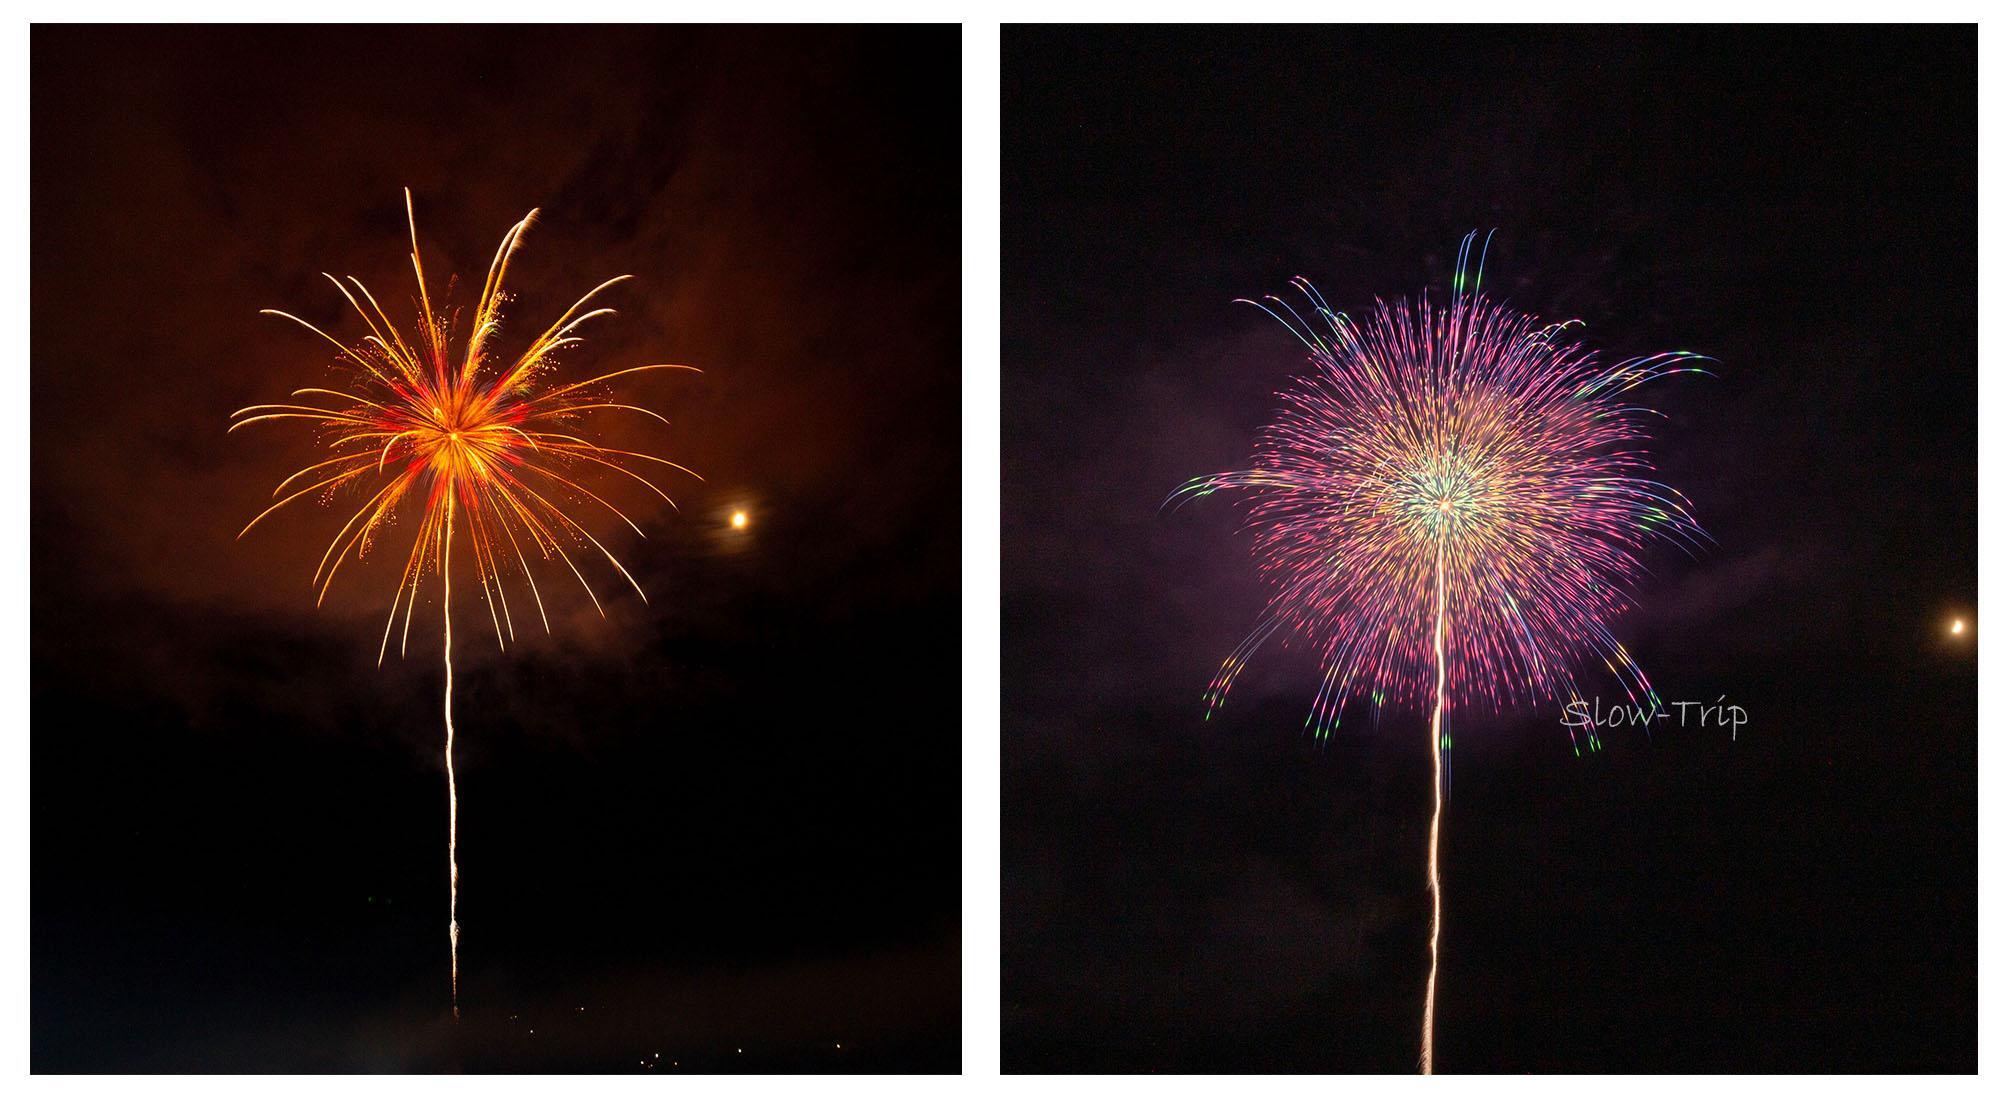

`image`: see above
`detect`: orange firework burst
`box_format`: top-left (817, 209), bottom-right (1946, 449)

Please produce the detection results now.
top-left (234, 189), bottom-right (698, 655)
top-left (232, 190), bottom-right (698, 1017)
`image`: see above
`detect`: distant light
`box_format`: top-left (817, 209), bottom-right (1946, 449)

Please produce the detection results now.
top-left (1952, 618), bottom-right (1966, 635)
top-left (731, 510), bottom-right (748, 530)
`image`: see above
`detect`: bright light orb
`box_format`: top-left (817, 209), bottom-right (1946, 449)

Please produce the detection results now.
top-left (731, 510), bottom-right (748, 530)
top-left (1951, 618), bottom-right (1966, 636)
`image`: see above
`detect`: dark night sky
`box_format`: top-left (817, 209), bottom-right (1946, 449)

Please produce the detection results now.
top-left (33, 26), bottom-right (959, 1072)
top-left (1003, 26), bottom-right (1973, 1073)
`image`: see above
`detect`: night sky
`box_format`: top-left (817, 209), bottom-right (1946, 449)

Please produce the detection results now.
top-left (1003, 26), bottom-right (1974, 1073)
top-left (33, 26), bottom-right (959, 1072)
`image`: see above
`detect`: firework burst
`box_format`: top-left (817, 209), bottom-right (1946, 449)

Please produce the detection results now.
top-left (232, 190), bottom-right (699, 1016)
top-left (1171, 233), bottom-right (1708, 1071)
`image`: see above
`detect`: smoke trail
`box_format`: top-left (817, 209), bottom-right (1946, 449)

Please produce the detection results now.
top-left (1421, 543), bottom-right (1445, 1074)
top-left (444, 498), bottom-right (460, 1020)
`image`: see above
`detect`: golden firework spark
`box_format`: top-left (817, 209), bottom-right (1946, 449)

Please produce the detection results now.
top-left (232, 190), bottom-right (699, 1017)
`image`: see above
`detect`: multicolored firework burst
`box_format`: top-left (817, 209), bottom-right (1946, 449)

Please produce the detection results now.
top-left (232, 190), bottom-right (699, 1017)
top-left (1170, 233), bottom-right (1708, 1072)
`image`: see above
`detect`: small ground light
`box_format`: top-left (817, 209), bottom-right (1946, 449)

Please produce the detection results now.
top-left (731, 510), bottom-right (748, 529)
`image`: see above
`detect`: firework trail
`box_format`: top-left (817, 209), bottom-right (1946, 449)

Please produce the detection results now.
top-left (233, 191), bottom-right (699, 1017)
top-left (1170, 233), bottom-right (1708, 1072)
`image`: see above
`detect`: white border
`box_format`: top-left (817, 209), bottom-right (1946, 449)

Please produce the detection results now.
top-left (962, 16), bottom-right (1000, 1084)
top-left (11, 11), bottom-right (1996, 1088)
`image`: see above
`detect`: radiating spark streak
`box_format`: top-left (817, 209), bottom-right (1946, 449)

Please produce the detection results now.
top-left (530, 402), bottom-right (674, 427)
top-left (551, 446), bottom-right (678, 502)
top-left (484, 481), bottom-right (552, 633)
top-left (257, 309), bottom-right (376, 367)
top-left (516, 461), bottom-right (649, 536)
top-left (271, 451), bottom-right (378, 499)
top-left (499, 473), bottom-right (649, 602)
top-left (399, 504), bottom-right (436, 659)
top-left (1175, 234), bottom-right (1707, 1072)
top-left (314, 479), bottom-right (402, 601)
top-left (406, 189), bottom-right (434, 350)
top-left (323, 275), bottom-right (414, 377)
top-left (236, 466), bottom-right (372, 539)
top-left (533, 363), bottom-right (703, 404)
top-left (234, 191), bottom-right (697, 1018)
top-left (227, 410), bottom-right (372, 431)
top-left (534, 438), bottom-right (705, 482)
top-left (469, 502), bottom-right (515, 645)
